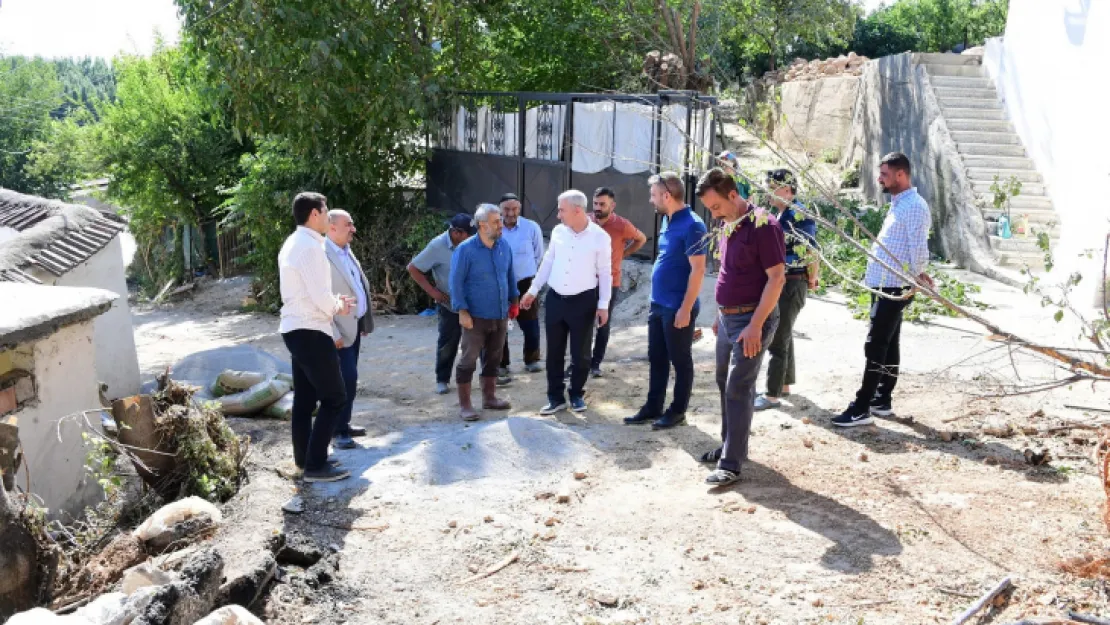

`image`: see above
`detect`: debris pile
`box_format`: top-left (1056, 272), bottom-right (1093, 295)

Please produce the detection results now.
top-left (761, 53), bottom-right (869, 84)
top-left (112, 376), bottom-right (248, 502)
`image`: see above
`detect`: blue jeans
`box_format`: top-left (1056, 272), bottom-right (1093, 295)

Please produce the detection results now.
top-left (336, 333), bottom-right (361, 436)
top-left (716, 309), bottom-right (778, 472)
top-left (642, 302), bottom-right (699, 417)
top-left (436, 305), bottom-right (462, 384)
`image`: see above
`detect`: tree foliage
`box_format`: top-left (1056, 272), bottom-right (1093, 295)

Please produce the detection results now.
top-left (0, 57), bottom-right (65, 195)
top-left (95, 44), bottom-right (249, 287)
top-left (727, 0), bottom-right (858, 72)
top-left (851, 0), bottom-right (1008, 59)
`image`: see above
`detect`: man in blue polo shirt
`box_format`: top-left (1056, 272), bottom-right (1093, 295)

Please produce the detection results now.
top-left (450, 204), bottom-right (519, 421)
top-left (624, 171), bottom-right (708, 430)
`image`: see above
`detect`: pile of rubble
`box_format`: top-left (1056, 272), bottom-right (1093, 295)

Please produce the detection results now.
top-left (761, 52), bottom-right (869, 83)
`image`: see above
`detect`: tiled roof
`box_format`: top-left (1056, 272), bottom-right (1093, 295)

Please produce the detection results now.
top-left (0, 189), bottom-right (125, 283)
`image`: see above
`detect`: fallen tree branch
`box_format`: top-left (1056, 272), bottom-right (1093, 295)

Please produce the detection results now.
top-left (951, 575), bottom-right (1012, 625)
top-left (1068, 611), bottom-right (1110, 625)
top-left (459, 550), bottom-right (520, 585)
top-left (1067, 404), bottom-right (1110, 414)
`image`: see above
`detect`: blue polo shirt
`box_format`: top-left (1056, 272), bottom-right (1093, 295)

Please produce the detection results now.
top-left (449, 235), bottom-right (519, 320)
top-left (651, 206), bottom-right (708, 310)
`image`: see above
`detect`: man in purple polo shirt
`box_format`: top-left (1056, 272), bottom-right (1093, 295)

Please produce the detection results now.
top-left (695, 168), bottom-right (786, 486)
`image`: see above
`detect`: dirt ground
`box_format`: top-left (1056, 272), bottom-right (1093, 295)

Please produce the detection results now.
top-left (127, 268), bottom-right (1110, 625)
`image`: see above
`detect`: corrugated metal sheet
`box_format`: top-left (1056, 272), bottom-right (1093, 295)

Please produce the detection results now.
top-left (0, 192), bottom-right (124, 282)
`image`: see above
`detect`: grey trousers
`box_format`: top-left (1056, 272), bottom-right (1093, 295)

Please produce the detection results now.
top-left (716, 309), bottom-right (779, 473)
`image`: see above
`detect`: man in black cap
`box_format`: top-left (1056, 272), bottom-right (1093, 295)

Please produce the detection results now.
top-left (498, 193), bottom-right (545, 377)
top-left (407, 213), bottom-right (477, 394)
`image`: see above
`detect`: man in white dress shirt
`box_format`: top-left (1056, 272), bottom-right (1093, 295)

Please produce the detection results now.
top-left (521, 190), bottom-right (612, 414)
top-left (277, 192), bottom-right (354, 483)
top-left (325, 209), bottom-right (374, 450)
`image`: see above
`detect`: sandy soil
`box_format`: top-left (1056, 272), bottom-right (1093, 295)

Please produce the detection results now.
top-left (128, 268), bottom-right (1110, 625)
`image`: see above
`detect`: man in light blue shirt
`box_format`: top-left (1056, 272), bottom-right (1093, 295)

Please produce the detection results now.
top-left (834, 152), bottom-right (934, 428)
top-left (497, 193), bottom-right (545, 377)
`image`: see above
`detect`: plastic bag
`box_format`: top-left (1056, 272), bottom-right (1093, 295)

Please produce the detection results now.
top-left (133, 496), bottom-right (223, 543)
top-left (261, 392), bottom-right (293, 420)
top-left (216, 378), bottom-right (291, 415)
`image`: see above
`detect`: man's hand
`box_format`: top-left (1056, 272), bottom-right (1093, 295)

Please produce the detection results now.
top-left (674, 307), bottom-right (692, 329)
top-left (459, 310), bottom-right (474, 330)
top-left (338, 295), bottom-right (355, 315)
top-left (917, 272), bottom-right (935, 290)
top-left (596, 309), bottom-right (609, 327)
top-left (712, 317), bottom-right (719, 336)
top-left (433, 288), bottom-right (451, 306)
top-left (520, 293), bottom-right (536, 310)
top-left (335, 339), bottom-right (344, 349)
top-left (808, 275), bottom-right (819, 291)
top-left (737, 321), bottom-right (763, 358)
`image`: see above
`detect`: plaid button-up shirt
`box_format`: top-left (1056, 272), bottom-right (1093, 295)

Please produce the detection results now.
top-left (863, 187), bottom-right (931, 288)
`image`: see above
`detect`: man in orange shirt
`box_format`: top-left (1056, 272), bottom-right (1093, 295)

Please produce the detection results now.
top-left (580, 187), bottom-right (646, 376)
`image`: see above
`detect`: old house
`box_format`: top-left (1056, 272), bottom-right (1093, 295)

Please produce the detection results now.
top-left (0, 189), bottom-right (140, 399)
top-left (0, 283), bottom-right (118, 518)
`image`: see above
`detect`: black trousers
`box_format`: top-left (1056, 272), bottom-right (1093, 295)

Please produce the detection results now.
top-left (282, 329), bottom-right (346, 471)
top-left (853, 288), bottom-right (913, 407)
top-left (435, 305), bottom-right (462, 384)
top-left (545, 288), bottom-right (598, 404)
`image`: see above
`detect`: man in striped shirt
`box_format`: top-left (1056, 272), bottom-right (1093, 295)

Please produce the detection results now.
top-left (278, 192), bottom-right (355, 482)
top-left (833, 152), bottom-right (934, 427)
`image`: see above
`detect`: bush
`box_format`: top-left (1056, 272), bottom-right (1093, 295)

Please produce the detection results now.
top-left (223, 139), bottom-right (446, 314)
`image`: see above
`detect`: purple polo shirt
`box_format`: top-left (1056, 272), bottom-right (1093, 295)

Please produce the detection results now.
top-left (715, 207), bottom-right (786, 307)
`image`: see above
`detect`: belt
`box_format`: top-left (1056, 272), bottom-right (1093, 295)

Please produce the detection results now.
top-left (719, 305), bottom-right (757, 314)
top-left (786, 273), bottom-right (808, 281)
top-left (550, 287), bottom-right (598, 299)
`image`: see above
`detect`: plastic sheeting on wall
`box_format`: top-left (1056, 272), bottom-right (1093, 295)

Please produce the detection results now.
top-left (571, 101), bottom-right (615, 174)
top-left (613, 102), bottom-right (656, 174)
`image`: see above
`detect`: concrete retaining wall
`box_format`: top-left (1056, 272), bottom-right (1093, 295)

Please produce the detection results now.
top-left (842, 53), bottom-right (1000, 278)
top-left (773, 76), bottom-right (859, 156)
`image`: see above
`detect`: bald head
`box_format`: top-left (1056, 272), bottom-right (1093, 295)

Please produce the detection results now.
top-left (327, 209), bottom-right (356, 247)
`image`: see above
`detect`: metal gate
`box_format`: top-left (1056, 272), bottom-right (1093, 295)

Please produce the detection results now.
top-left (426, 91), bottom-right (719, 259)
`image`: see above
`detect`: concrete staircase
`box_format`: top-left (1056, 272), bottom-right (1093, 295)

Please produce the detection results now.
top-left (913, 52), bottom-right (1058, 268)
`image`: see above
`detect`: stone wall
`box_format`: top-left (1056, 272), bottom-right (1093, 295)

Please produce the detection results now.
top-left (842, 53), bottom-right (1001, 279)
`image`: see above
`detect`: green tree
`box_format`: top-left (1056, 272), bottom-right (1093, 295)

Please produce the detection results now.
top-left (96, 45), bottom-right (248, 286)
top-left (0, 57), bottom-right (66, 195)
top-left (851, 0), bottom-right (1008, 57)
top-left (22, 114), bottom-right (100, 199)
top-left (726, 0), bottom-right (858, 72)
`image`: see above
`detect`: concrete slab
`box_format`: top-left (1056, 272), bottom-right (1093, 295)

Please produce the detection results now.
top-left (0, 283), bottom-right (116, 349)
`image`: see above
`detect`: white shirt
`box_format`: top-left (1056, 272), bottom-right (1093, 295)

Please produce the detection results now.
top-left (528, 222), bottom-right (613, 307)
top-left (278, 226), bottom-right (343, 335)
top-left (326, 238), bottom-right (368, 318)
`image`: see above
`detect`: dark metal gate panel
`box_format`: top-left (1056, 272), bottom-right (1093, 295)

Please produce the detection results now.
top-left (522, 160), bottom-right (569, 231)
top-left (568, 169), bottom-right (655, 260)
top-left (427, 151), bottom-right (519, 214)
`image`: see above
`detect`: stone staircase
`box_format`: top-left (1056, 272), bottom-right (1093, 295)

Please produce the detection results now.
top-left (913, 52), bottom-right (1058, 268)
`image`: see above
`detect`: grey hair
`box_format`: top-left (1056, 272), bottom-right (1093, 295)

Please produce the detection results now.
top-left (648, 171), bottom-right (685, 201)
top-left (557, 190), bottom-right (588, 211)
top-left (327, 209), bottom-right (352, 223)
top-left (474, 203), bottom-right (501, 224)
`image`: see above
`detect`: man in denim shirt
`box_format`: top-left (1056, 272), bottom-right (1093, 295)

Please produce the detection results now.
top-left (696, 168), bottom-right (786, 486)
top-left (755, 169), bottom-right (819, 411)
top-left (450, 204), bottom-right (519, 421)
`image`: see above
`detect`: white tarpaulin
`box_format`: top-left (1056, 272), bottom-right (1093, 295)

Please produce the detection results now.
top-left (571, 101), bottom-right (615, 174)
top-left (659, 103), bottom-right (688, 172)
top-left (486, 109), bottom-right (519, 156)
top-left (613, 102), bottom-right (656, 174)
top-left (456, 105), bottom-right (488, 152)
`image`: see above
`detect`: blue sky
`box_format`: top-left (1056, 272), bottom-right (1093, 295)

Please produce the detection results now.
top-left (0, 0), bottom-right (889, 60)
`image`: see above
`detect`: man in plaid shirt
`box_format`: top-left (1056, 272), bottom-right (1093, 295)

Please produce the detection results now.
top-left (834, 152), bottom-right (935, 427)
